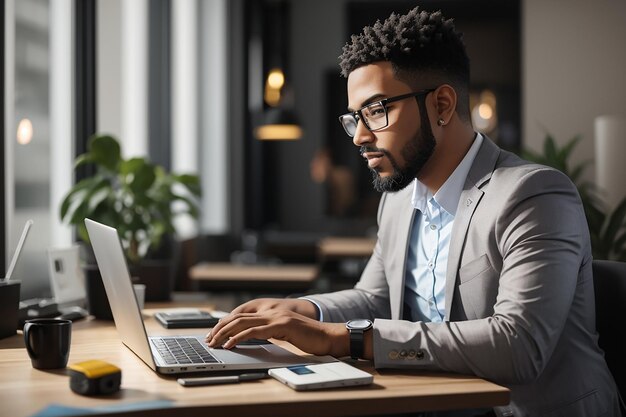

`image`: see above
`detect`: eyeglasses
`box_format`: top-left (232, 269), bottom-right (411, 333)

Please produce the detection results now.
top-left (338, 89), bottom-right (436, 137)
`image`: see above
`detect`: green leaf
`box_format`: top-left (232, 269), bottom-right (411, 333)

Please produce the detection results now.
top-left (543, 135), bottom-right (558, 166)
top-left (67, 178), bottom-right (114, 225)
top-left (174, 174), bottom-right (202, 196)
top-left (60, 187), bottom-right (84, 221)
top-left (558, 135), bottom-right (581, 161)
top-left (172, 194), bottom-right (200, 218)
top-left (122, 158), bottom-right (157, 193)
top-left (74, 153), bottom-right (94, 168)
top-left (69, 200), bottom-right (91, 225)
top-left (88, 186), bottom-right (111, 213)
top-left (174, 173), bottom-right (200, 186)
top-left (88, 134), bottom-right (121, 171)
top-left (120, 157), bottom-right (146, 175)
top-left (60, 176), bottom-right (106, 221)
top-left (614, 231), bottom-right (626, 256)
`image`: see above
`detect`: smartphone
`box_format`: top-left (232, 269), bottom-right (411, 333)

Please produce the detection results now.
top-left (268, 361), bottom-right (373, 391)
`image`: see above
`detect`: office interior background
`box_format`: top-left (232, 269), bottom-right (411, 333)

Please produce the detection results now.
top-left (3, 0), bottom-right (626, 300)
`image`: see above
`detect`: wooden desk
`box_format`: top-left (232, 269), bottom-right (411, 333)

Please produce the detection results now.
top-left (1, 304), bottom-right (509, 417)
top-left (189, 262), bottom-right (319, 291)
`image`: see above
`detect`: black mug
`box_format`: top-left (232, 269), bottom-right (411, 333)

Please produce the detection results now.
top-left (23, 318), bottom-right (72, 369)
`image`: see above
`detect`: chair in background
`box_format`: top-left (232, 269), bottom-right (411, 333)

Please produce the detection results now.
top-left (592, 259), bottom-right (626, 398)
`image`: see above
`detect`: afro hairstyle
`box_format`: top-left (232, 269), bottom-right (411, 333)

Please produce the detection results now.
top-left (339, 7), bottom-right (471, 119)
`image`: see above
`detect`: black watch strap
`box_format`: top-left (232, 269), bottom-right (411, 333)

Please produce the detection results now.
top-left (349, 329), bottom-right (365, 360)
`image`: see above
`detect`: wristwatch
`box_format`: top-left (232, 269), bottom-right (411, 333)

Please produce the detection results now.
top-left (346, 319), bottom-right (373, 360)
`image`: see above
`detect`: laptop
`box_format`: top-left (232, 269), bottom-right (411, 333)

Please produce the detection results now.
top-left (85, 218), bottom-right (310, 375)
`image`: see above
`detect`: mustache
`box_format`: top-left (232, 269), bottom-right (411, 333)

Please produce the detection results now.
top-left (360, 146), bottom-right (389, 156)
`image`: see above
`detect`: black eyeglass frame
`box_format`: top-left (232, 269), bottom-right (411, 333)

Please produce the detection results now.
top-left (338, 89), bottom-right (436, 137)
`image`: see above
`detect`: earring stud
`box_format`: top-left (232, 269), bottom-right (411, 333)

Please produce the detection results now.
top-left (437, 118), bottom-right (445, 126)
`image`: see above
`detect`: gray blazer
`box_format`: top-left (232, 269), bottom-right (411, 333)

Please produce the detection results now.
top-left (308, 137), bottom-right (621, 417)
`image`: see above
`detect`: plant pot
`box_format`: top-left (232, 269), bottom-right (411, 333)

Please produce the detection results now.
top-left (129, 260), bottom-right (175, 302)
top-left (84, 259), bottom-right (175, 319)
top-left (84, 265), bottom-right (113, 320)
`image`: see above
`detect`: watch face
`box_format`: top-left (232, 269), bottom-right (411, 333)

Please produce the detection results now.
top-left (347, 319), bottom-right (373, 330)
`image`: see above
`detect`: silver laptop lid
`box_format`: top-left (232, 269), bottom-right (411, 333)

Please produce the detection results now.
top-left (84, 218), bottom-right (157, 371)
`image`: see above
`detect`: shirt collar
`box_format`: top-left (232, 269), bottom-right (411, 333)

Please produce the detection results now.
top-left (411, 132), bottom-right (484, 216)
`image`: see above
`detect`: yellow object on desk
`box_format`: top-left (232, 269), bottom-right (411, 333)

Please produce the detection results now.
top-left (68, 359), bottom-right (122, 396)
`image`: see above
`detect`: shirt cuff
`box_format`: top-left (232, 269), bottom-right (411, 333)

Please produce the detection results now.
top-left (298, 297), bottom-right (324, 322)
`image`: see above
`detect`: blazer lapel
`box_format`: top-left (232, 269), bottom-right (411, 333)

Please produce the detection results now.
top-left (445, 137), bottom-right (500, 320)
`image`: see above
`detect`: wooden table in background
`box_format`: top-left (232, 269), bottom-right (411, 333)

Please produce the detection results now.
top-left (317, 237), bottom-right (376, 259)
top-left (189, 262), bottom-right (319, 291)
top-left (0, 301), bottom-right (510, 417)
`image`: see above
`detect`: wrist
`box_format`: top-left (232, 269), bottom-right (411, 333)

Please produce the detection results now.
top-left (292, 299), bottom-right (319, 319)
top-left (325, 324), bottom-right (351, 358)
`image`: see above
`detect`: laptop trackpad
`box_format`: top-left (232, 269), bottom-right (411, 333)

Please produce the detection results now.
top-left (211, 343), bottom-right (306, 365)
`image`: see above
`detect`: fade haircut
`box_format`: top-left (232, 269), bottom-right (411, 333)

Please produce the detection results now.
top-left (339, 7), bottom-right (471, 121)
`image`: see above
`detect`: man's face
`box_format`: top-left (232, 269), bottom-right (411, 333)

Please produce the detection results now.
top-left (346, 62), bottom-right (436, 192)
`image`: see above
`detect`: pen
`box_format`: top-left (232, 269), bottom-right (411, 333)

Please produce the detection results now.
top-left (177, 372), bottom-right (268, 387)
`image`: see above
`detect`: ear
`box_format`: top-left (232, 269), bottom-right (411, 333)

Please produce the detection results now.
top-left (431, 84), bottom-right (457, 126)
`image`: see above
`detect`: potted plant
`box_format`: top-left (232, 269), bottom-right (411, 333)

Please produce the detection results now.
top-left (60, 134), bottom-right (201, 306)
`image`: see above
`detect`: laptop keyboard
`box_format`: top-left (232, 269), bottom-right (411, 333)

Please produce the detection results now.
top-left (152, 337), bottom-right (219, 365)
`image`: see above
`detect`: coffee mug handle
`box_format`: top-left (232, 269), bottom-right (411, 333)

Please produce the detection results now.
top-left (23, 322), bottom-right (38, 360)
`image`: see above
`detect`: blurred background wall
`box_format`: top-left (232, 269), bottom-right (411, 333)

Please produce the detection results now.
top-left (523, 0), bottom-right (626, 193)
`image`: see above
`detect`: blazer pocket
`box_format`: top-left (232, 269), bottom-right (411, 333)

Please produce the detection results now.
top-left (458, 255), bottom-right (498, 319)
top-left (459, 254), bottom-right (493, 284)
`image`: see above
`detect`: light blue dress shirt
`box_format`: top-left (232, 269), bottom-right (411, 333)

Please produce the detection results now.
top-left (404, 133), bottom-right (484, 322)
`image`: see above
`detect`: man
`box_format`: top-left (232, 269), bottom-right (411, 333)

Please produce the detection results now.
top-left (207, 7), bottom-right (621, 416)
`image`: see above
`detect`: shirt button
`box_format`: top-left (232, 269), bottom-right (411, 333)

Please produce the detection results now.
top-left (427, 261), bottom-right (434, 269)
top-left (429, 224), bottom-right (437, 230)
top-left (429, 300), bottom-right (435, 306)
top-left (388, 350), bottom-right (399, 360)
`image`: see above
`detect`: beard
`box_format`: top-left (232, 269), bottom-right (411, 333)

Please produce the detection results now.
top-left (363, 122), bottom-right (436, 193)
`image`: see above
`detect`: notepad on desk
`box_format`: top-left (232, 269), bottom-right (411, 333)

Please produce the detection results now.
top-left (154, 308), bottom-right (228, 329)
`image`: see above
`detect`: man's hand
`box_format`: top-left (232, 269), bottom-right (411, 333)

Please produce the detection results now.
top-left (204, 309), bottom-right (350, 357)
top-left (227, 298), bottom-right (319, 319)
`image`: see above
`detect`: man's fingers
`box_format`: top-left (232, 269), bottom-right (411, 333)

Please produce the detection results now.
top-left (207, 315), bottom-right (267, 347)
top-left (222, 325), bottom-right (272, 349)
top-left (205, 312), bottom-right (255, 343)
